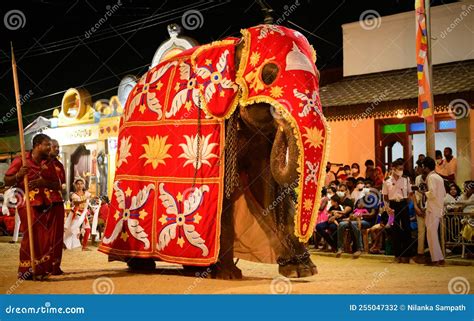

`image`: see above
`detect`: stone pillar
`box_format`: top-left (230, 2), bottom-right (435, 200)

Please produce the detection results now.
top-left (456, 113), bottom-right (473, 185)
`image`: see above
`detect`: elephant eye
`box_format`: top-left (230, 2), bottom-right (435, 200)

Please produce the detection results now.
top-left (261, 63), bottom-right (279, 85)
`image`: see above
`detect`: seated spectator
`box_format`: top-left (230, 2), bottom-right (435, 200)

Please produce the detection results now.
top-left (329, 180), bottom-right (339, 190)
top-left (350, 163), bottom-right (360, 179)
top-left (444, 183), bottom-right (461, 210)
top-left (458, 181), bottom-right (474, 213)
top-left (316, 194), bottom-right (352, 252)
top-left (338, 183), bottom-right (350, 199)
top-left (364, 179), bottom-right (374, 189)
top-left (326, 187), bottom-right (337, 210)
top-left (367, 210), bottom-right (389, 254)
top-left (350, 178), bottom-right (365, 202)
top-left (345, 177), bottom-right (357, 194)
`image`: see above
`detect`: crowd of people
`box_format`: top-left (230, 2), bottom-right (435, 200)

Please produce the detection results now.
top-left (314, 150), bottom-right (474, 265)
top-left (0, 134), bottom-right (110, 280)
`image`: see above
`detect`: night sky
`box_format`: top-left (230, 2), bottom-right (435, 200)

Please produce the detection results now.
top-left (0, 0), bottom-right (456, 135)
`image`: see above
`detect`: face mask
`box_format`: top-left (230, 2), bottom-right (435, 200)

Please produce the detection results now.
top-left (351, 168), bottom-right (358, 174)
top-left (327, 193), bottom-right (334, 199)
top-left (336, 191), bottom-right (345, 198)
top-left (395, 170), bottom-right (403, 177)
top-left (363, 188), bottom-right (370, 194)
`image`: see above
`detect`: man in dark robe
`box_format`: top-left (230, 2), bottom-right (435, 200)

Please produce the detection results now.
top-left (4, 134), bottom-right (63, 280)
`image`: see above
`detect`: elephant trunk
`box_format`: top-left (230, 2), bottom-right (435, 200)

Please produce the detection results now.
top-left (270, 119), bottom-right (300, 186)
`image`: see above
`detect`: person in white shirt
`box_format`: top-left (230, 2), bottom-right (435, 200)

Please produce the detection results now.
top-left (413, 172), bottom-right (428, 263)
top-left (382, 159), bottom-right (413, 263)
top-left (350, 179), bottom-right (365, 202)
top-left (2, 187), bottom-right (21, 243)
top-left (422, 157), bottom-right (447, 266)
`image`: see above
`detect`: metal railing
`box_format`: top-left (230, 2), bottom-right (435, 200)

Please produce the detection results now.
top-left (442, 206), bottom-right (474, 258)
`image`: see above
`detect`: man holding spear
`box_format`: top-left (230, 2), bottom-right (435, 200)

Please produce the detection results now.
top-left (4, 47), bottom-right (64, 280)
top-left (4, 134), bottom-right (63, 280)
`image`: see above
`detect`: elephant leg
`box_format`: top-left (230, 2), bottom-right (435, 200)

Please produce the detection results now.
top-left (212, 198), bottom-right (242, 280)
top-left (276, 196), bottom-right (318, 278)
top-left (126, 257), bottom-right (156, 272)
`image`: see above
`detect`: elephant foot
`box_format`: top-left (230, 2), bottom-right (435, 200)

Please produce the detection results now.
top-left (127, 258), bottom-right (156, 272)
top-left (182, 265), bottom-right (213, 278)
top-left (210, 261), bottom-right (243, 280)
top-left (278, 256), bottom-right (318, 278)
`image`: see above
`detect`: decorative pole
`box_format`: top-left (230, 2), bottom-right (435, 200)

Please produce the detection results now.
top-left (424, 0), bottom-right (436, 159)
top-left (11, 43), bottom-right (37, 279)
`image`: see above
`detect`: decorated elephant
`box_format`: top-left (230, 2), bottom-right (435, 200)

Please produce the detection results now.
top-left (98, 24), bottom-right (329, 279)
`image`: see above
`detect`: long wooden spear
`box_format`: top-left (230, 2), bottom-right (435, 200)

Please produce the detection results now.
top-left (11, 43), bottom-right (36, 280)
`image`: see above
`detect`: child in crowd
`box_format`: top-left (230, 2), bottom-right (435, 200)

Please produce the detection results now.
top-left (352, 200), bottom-right (369, 229)
top-left (327, 195), bottom-right (345, 227)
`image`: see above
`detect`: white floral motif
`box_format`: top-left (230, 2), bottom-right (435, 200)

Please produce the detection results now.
top-left (179, 133), bottom-right (218, 169)
top-left (293, 88), bottom-right (320, 118)
top-left (157, 183), bottom-right (209, 256)
top-left (117, 136), bottom-right (132, 168)
top-left (305, 161), bottom-right (319, 185)
top-left (102, 182), bottom-right (154, 249)
top-left (166, 61), bottom-right (200, 118)
top-left (126, 61), bottom-right (177, 120)
top-left (195, 50), bottom-right (237, 103)
top-left (258, 25), bottom-right (285, 39)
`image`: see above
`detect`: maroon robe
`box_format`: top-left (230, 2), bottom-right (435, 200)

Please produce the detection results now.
top-left (5, 152), bottom-right (63, 278)
top-left (49, 157), bottom-right (66, 274)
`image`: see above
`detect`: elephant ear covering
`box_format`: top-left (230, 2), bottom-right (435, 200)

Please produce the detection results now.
top-left (236, 25), bottom-right (330, 242)
top-left (191, 38), bottom-right (240, 119)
